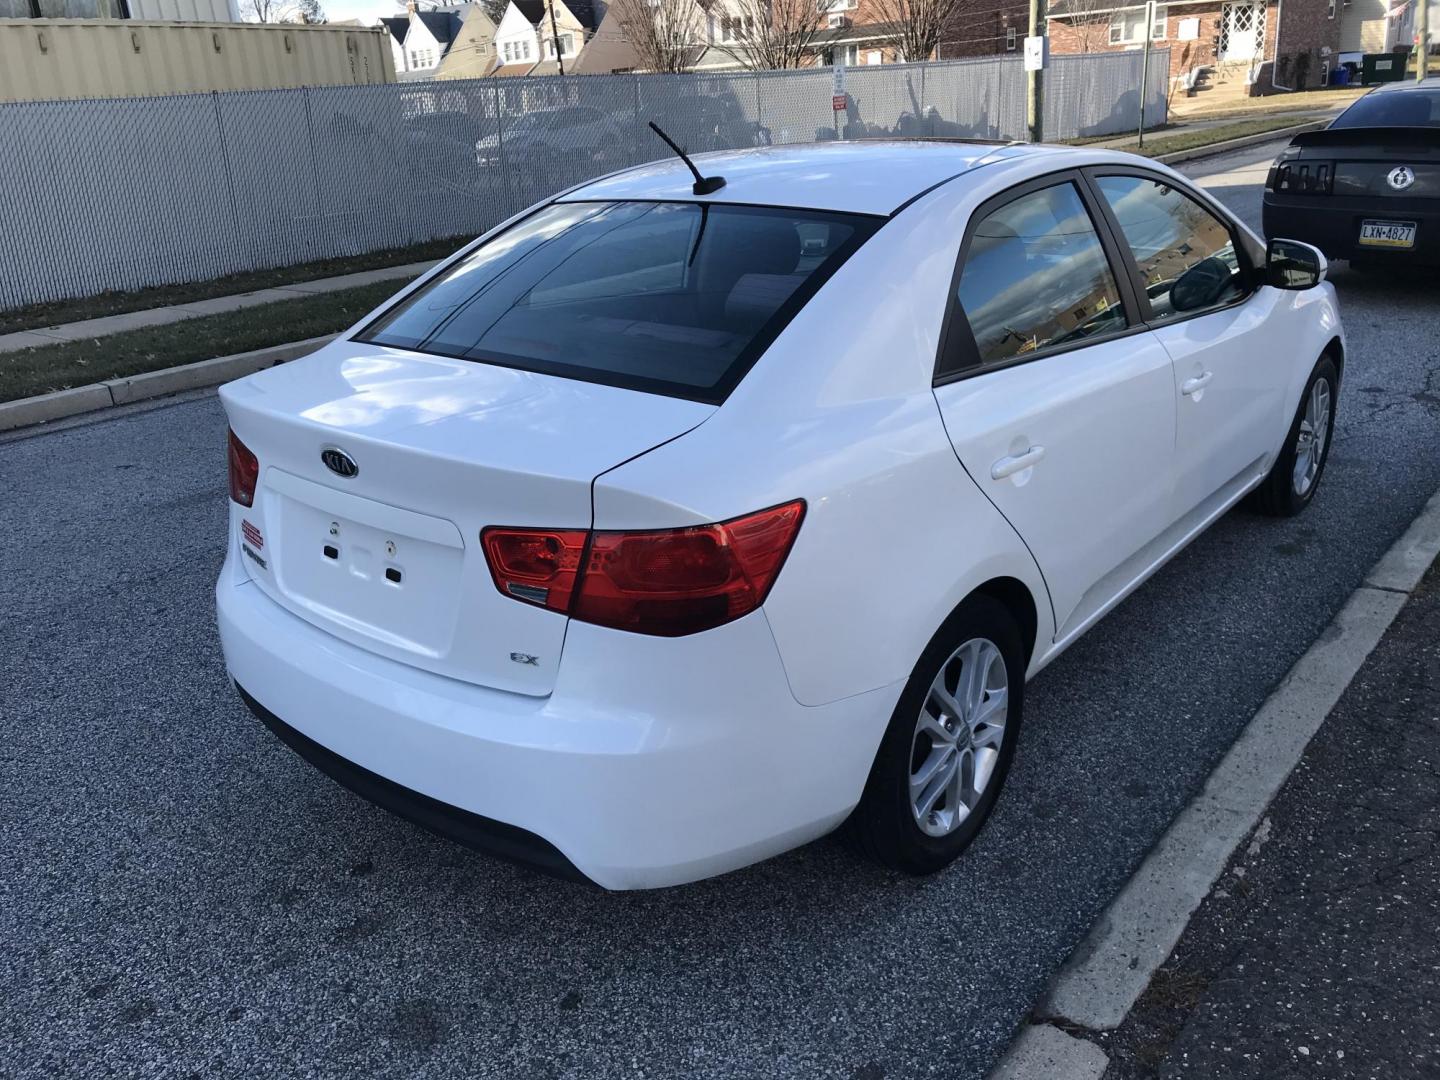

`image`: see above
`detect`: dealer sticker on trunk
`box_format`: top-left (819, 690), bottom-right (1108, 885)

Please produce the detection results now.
top-left (1358, 220), bottom-right (1417, 248)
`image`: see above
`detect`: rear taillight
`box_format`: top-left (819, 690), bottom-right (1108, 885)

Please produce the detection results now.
top-left (482, 500), bottom-right (805, 637)
top-left (1271, 160), bottom-right (1333, 194)
top-left (480, 527), bottom-right (587, 612)
top-left (227, 428), bottom-right (259, 507)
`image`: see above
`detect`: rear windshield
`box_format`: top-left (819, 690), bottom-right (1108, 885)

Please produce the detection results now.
top-left (357, 201), bottom-right (881, 403)
top-left (1332, 89), bottom-right (1440, 128)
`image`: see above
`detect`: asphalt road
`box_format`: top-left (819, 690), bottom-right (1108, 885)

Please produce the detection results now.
top-left (4, 138), bottom-right (1439, 1080)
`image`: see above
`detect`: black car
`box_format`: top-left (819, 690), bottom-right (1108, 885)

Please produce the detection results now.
top-left (1263, 77), bottom-right (1440, 268)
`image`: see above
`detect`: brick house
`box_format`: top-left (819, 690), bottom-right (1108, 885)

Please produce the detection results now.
top-left (939, 2), bottom-right (1031, 58)
top-left (1045, 0), bottom-right (1417, 95)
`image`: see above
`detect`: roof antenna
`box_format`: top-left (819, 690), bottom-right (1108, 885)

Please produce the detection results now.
top-left (648, 121), bottom-right (726, 196)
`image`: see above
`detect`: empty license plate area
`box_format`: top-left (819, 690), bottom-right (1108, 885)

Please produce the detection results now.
top-left (265, 470), bottom-right (465, 659)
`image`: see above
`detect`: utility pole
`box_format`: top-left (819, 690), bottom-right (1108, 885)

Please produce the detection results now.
top-left (1419, 0), bottom-right (1430, 81)
top-left (548, 0), bottom-right (565, 76)
top-left (1138, 1), bottom-right (1155, 147)
top-left (1026, 0), bottom-right (1047, 142)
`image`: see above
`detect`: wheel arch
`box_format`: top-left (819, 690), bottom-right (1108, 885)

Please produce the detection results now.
top-left (971, 576), bottom-right (1040, 669)
top-left (1323, 335), bottom-right (1344, 381)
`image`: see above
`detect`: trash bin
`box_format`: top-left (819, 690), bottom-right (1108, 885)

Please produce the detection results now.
top-left (1362, 52), bottom-right (1407, 83)
top-left (1331, 65), bottom-right (1352, 86)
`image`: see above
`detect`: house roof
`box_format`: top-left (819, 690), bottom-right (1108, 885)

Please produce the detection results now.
top-left (568, 9), bottom-right (641, 73)
top-left (513, 0), bottom-right (546, 23)
top-left (563, 0), bottom-right (599, 30)
top-left (823, 19), bottom-right (902, 45)
top-left (492, 60), bottom-right (539, 76)
top-left (416, 8), bottom-right (463, 45)
top-left (379, 15), bottom-right (409, 43)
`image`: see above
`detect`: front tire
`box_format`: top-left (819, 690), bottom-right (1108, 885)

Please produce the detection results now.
top-left (1249, 354), bottom-right (1338, 517)
top-left (846, 595), bottom-right (1025, 875)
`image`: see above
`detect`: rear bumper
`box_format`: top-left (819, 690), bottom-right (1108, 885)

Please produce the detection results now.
top-left (1263, 195), bottom-right (1440, 265)
top-left (234, 682), bottom-right (589, 883)
top-left (216, 552), bottom-right (899, 890)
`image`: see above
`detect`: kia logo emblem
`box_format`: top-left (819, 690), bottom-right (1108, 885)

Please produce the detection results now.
top-left (321, 446), bottom-right (359, 478)
top-left (1387, 166), bottom-right (1415, 191)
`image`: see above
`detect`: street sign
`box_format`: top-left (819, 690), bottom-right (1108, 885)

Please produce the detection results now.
top-left (833, 94), bottom-right (847, 111)
top-left (1023, 35), bottom-right (1048, 72)
top-left (832, 63), bottom-right (845, 95)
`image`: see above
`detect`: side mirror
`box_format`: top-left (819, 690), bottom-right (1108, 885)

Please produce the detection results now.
top-left (1267, 238), bottom-right (1327, 290)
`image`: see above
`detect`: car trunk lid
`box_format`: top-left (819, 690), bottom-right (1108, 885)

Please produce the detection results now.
top-left (1280, 127), bottom-right (1440, 199)
top-left (220, 341), bottom-right (713, 696)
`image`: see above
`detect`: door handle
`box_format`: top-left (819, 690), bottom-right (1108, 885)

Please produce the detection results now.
top-left (1181, 371), bottom-right (1214, 396)
top-left (991, 445), bottom-right (1046, 480)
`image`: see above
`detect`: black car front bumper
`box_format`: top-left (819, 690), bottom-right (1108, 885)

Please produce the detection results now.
top-left (1263, 194), bottom-right (1440, 266)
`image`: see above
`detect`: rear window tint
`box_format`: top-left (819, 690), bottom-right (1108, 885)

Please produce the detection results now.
top-left (358, 201), bottom-right (880, 403)
top-left (1332, 89), bottom-right (1440, 128)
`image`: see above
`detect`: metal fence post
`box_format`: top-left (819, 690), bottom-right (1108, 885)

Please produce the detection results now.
top-left (209, 91), bottom-right (247, 276)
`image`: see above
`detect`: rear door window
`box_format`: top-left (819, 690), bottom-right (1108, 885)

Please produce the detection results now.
top-left (358, 201), bottom-right (880, 403)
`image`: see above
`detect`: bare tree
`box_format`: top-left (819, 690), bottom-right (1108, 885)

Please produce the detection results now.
top-left (1055, 0), bottom-right (1114, 52)
top-left (611, 0), bottom-right (705, 72)
top-left (243, 0), bottom-right (322, 21)
top-left (243, 0), bottom-right (300, 21)
top-left (871, 0), bottom-right (970, 61)
top-left (708, 0), bottom-right (837, 70)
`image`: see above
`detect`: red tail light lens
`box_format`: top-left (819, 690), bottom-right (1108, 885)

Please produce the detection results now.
top-left (480, 501), bottom-right (805, 637)
top-left (481, 527), bottom-right (588, 613)
top-left (227, 428), bottom-right (259, 507)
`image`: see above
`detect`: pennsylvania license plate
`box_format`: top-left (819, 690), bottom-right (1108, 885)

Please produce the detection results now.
top-left (1358, 220), bottom-right (1417, 248)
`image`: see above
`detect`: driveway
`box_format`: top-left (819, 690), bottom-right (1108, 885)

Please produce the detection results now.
top-left (3, 138), bottom-right (1439, 1079)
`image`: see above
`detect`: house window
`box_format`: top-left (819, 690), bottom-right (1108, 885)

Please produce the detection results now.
top-left (1006, 26), bottom-right (1017, 50)
top-left (1108, 5), bottom-right (1167, 44)
top-left (545, 32), bottom-right (575, 58)
top-left (826, 0), bottom-right (857, 9)
top-left (1327, 0), bottom-right (1335, 16)
top-left (721, 16), bottom-right (754, 41)
top-left (823, 44), bottom-right (859, 65)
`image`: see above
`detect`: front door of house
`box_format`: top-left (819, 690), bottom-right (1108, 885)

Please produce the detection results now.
top-left (1219, 1), bottom-right (1264, 62)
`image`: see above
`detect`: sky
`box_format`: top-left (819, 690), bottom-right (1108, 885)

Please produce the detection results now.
top-left (322, 0), bottom-right (396, 24)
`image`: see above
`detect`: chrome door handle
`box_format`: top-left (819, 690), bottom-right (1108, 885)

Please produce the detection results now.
top-left (991, 445), bottom-right (1046, 480)
top-left (1181, 371), bottom-right (1214, 396)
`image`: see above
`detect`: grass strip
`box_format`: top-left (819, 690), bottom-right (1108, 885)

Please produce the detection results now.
top-left (1, 279), bottom-right (407, 403)
top-left (1130, 115), bottom-right (1316, 157)
top-left (0, 235), bottom-right (464, 336)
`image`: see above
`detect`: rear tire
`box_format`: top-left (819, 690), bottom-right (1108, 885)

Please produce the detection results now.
top-left (846, 595), bottom-right (1025, 875)
top-left (1248, 354), bottom-right (1338, 517)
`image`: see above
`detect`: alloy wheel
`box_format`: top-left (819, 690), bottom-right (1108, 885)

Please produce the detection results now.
top-left (1292, 376), bottom-right (1332, 498)
top-left (909, 637), bottom-right (1009, 838)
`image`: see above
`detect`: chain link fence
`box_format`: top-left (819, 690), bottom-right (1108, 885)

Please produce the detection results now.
top-left (0, 51), bottom-right (1168, 311)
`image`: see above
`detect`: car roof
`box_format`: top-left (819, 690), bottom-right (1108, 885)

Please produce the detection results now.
top-left (1370, 76), bottom-right (1440, 94)
top-left (560, 140), bottom-right (1076, 217)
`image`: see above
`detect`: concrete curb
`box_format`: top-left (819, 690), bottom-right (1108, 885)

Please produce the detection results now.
top-left (1152, 119), bottom-right (1326, 165)
top-left (0, 334), bottom-right (334, 433)
top-left (989, 485), bottom-right (1440, 1074)
top-left (987, 1023), bottom-right (1109, 1079)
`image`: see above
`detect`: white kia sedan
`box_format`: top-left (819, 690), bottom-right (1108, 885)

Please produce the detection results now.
top-left (217, 141), bottom-right (1343, 889)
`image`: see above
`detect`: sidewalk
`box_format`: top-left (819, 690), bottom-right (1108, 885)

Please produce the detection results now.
top-left (0, 260), bottom-right (435, 356)
top-left (1098, 560), bottom-right (1440, 1077)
